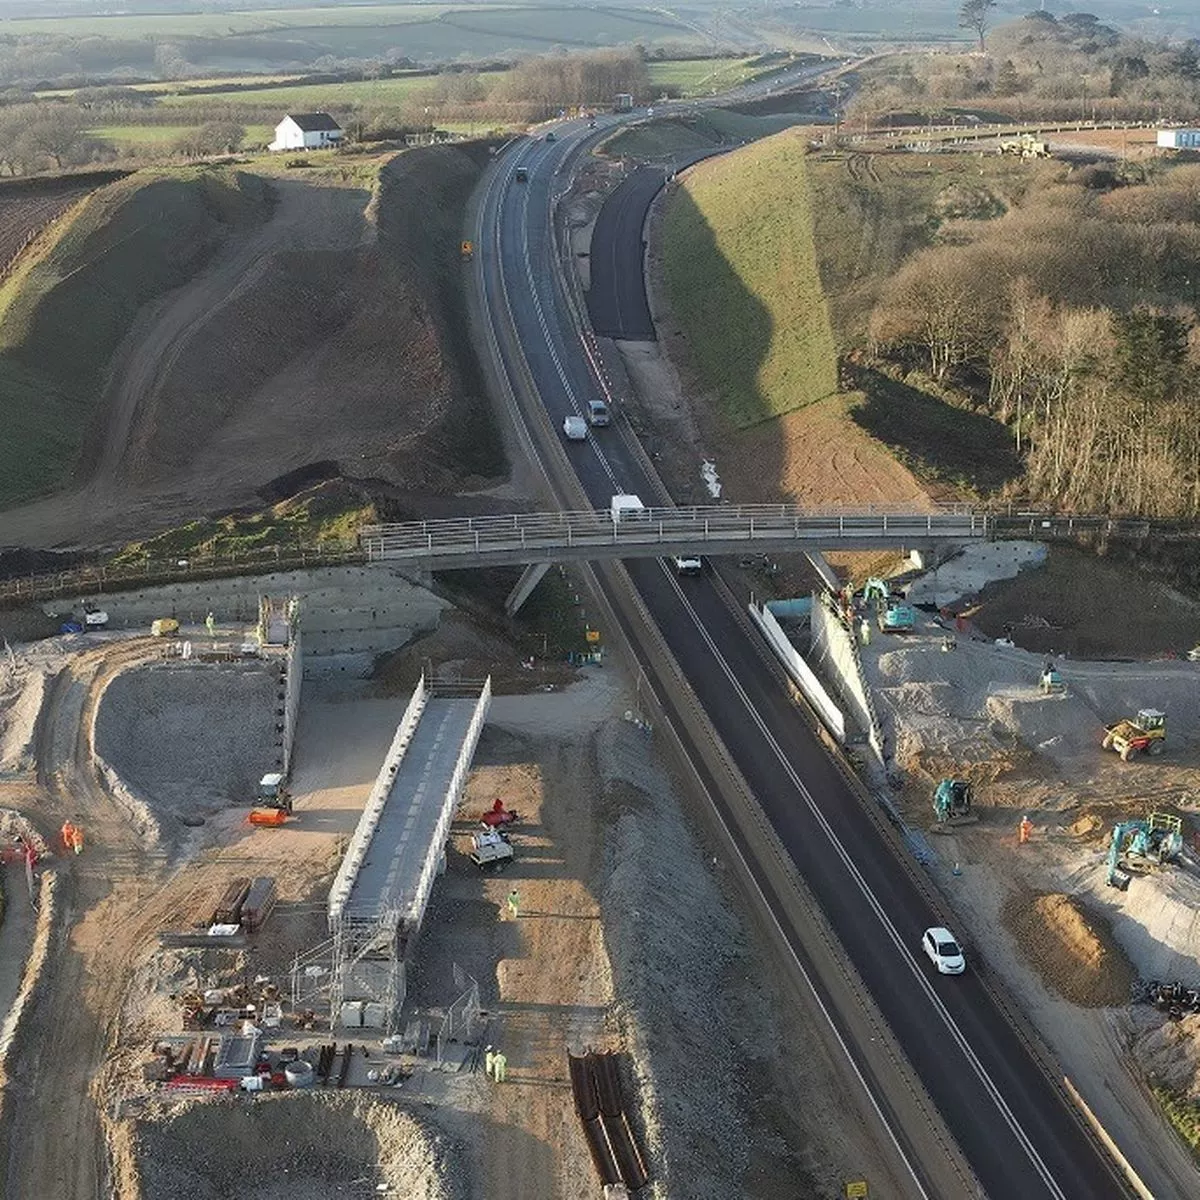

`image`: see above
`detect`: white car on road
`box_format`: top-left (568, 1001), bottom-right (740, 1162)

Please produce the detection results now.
top-left (922, 927), bottom-right (965, 975)
top-left (563, 415), bottom-right (587, 441)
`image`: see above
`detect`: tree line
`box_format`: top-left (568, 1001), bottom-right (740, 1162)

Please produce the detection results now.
top-left (866, 165), bottom-right (1200, 516)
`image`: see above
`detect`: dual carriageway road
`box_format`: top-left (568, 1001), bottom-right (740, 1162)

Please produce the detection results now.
top-left (473, 107), bottom-right (1137, 1199)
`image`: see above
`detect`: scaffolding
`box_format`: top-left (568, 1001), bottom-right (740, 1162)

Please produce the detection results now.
top-left (325, 675), bottom-right (491, 1032)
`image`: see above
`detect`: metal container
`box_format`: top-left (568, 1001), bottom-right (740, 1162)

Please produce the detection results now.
top-left (284, 1059), bottom-right (315, 1088)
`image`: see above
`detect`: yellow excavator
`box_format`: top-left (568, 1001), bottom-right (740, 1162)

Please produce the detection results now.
top-left (1102, 709), bottom-right (1166, 762)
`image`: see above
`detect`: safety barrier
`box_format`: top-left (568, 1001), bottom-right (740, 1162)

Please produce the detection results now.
top-left (810, 595), bottom-right (886, 768)
top-left (748, 601), bottom-right (845, 744)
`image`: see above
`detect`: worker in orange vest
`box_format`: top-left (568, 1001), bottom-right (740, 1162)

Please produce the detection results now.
top-left (1019, 814), bottom-right (1033, 844)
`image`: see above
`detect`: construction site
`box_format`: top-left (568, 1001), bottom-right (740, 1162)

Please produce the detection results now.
top-left (0, 551), bottom-right (910, 1200)
top-left (750, 537), bottom-right (1200, 1191)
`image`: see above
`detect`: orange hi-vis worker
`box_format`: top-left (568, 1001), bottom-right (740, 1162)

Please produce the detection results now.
top-left (60, 821), bottom-right (84, 855)
top-left (1019, 814), bottom-right (1033, 844)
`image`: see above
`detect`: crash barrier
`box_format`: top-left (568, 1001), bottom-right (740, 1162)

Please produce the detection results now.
top-left (748, 600), bottom-right (845, 744)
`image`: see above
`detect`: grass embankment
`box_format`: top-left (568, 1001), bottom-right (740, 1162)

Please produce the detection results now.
top-left (109, 481), bottom-right (373, 568)
top-left (603, 107), bottom-right (805, 160)
top-left (0, 167), bottom-right (272, 509)
top-left (662, 127), bottom-right (837, 428)
top-left (1154, 1087), bottom-right (1200, 1163)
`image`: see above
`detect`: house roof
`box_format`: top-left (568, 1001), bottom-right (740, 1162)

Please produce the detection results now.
top-left (285, 112), bottom-right (343, 132)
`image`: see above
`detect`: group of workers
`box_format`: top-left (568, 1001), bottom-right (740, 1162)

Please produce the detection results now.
top-left (484, 1046), bottom-right (508, 1082)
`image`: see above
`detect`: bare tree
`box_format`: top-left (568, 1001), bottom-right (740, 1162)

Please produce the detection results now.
top-left (959, 0), bottom-right (997, 53)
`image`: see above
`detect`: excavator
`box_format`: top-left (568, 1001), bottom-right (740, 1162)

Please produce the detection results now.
top-left (862, 577), bottom-right (916, 633)
top-left (932, 779), bottom-right (978, 828)
top-left (1102, 709), bottom-right (1166, 761)
top-left (1105, 813), bottom-right (1183, 889)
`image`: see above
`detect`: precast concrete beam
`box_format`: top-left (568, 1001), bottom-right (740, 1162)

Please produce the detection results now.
top-left (505, 562), bottom-right (551, 616)
top-left (805, 551), bottom-right (842, 594)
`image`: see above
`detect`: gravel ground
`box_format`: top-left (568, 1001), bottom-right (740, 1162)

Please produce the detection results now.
top-left (134, 1093), bottom-right (464, 1200)
top-left (93, 661), bottom-right (280, 841)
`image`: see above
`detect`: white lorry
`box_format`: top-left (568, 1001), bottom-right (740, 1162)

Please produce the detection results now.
top-left (610, 494), bottom-right (647, 522)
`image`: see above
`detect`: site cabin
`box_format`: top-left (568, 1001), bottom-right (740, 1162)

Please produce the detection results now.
top-left (1158, 128), bottom-right (1200, 150)
top-left (268, 112), bottom-right (344, 151)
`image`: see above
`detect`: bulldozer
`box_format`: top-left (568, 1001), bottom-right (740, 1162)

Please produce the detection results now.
top-left (932, 779), bottom-right (978, 829)
top-left (1101, 709), bottom-right (1166, 761)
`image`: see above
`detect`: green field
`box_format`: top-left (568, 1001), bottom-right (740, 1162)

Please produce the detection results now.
top-left (662, 128), bottom-right (838, 428)
top-left (91, 124), bottom-right (276, 149)
top-left (158, 75), bottom-right (435, 111)
top-left (2, 4), bottom-right (449, 37)
top-left (646, 57), bottom-right (766, 96)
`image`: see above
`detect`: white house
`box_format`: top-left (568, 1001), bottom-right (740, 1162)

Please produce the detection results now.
top-left (268, 112), bottom-right (345, 152)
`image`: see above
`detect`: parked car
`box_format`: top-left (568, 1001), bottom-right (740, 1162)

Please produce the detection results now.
top-left (563, 414), bottom-right (587, 441)
top-left (586, 399), bottom-right (610, 426)
top-left (922, 927), bottom-right (966, 975)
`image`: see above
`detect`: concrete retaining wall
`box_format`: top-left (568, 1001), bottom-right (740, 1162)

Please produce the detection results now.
top-left (53, 565), bottom-right (449, 671)
top-left (281, 624), bottom-right (302, 777)
top-left (748, 601), bottom-right (845, 744)
top-left (810, 595), bottom-right (885, 766)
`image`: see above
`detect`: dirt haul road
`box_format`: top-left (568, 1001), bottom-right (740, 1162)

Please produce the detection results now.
top-left (0, 640), bottom-right (382, 1200)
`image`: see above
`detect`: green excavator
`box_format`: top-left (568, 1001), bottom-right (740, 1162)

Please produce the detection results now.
top-left (932, 779), bottom-right (978, 828)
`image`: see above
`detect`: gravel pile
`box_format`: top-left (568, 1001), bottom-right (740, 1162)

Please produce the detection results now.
top-left (94, 661), bottom-right (279, 832)
top-left (135, 1093), bottom-right (465, 1200)
top-left (595, 719), bottom-right (835, 1199)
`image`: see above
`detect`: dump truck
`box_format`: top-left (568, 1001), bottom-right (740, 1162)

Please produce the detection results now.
top-left (1102, 709), bottom-right (1166, 761)
top-left (998, 133), bottom-right (1050, 158)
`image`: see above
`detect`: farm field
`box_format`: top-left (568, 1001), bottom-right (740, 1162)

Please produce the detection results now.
top-left (646, 56), bottom-right (768, 95)
top-left (92, 124), bottom-right (276, 149)
top-left (0, 181), bottom-right (104, 284)
top-left (157, 74), bottom-right (442, 110)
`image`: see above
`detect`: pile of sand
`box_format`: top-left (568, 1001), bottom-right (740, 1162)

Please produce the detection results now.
top-left (1001, 891), bottom-right (1134, 1008)
top-left (1133, 1013), bottom-right (1200, 1101)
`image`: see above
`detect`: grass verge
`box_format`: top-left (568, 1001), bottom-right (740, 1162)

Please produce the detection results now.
top-left (662, 127), bottom-right (838, 428)
top-left (1153, 1086), bottom-right (1200, 1162)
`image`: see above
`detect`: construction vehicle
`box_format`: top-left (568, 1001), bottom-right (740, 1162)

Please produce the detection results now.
top-left (1039, 661), bottom-right (1065, 694)
top-left (998, 133), bottom-right (1050, 158)
top-left (470, 828), bottom-right (513, 869)
top-left (256, 772), bottom-right (293, 814)
top-left (860, 577), bottom-right (915, 632)
top-left (862, 577), bottom-right (890, 606)
top-left (480, 798), bottom-right (519, 828)
top-left (151, 617), bottom-right (180, 637)
top-left (932, 779), bottom-right (977, 828)
top-left (1105, 813), bottom-right (1183, 889)
top-left (1101, 708), bottom-right (1166, 761)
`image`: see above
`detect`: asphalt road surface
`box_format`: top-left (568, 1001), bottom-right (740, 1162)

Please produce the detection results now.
top-left (482, 123), bottom-right (1133, 1200)
top-left (586, 166), bottom-right (662, 339)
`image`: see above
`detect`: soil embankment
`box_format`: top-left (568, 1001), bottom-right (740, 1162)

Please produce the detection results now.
top-left (0, 145), bottom-right (504, 550)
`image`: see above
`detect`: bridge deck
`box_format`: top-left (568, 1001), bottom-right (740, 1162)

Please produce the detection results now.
top-left (343, 697), bottom-right (477, 928)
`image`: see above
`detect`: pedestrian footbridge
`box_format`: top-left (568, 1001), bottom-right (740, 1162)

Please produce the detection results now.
top-left (360, 504), bottom-right (987, 568)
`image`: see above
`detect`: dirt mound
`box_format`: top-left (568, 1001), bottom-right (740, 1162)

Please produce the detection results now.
top-left (970, 544), bottom-right (1200, 659)
top-left (1133, 1013), bottom-right (1200, 1101)
top-left (134, 1093), bottom-right (463, 1200)
top-left (1002, 891), bottom-right (1134, 1007)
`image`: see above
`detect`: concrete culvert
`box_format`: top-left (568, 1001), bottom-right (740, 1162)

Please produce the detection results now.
top-left (135, 1093), bottom-right (465, 1200)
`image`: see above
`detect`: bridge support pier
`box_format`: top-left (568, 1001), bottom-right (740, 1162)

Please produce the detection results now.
top-left (805, 551), bottom-right (842, 594)
top-left (505, 562), bottom-right (551, 617)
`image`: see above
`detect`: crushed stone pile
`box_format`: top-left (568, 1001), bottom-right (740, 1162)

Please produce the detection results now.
top-left (134, 1092), bottom-right (464, 1200)
top-left (94, 661), bottom-right (278, 829)
top-left (1001, 891), bottom-right (1133, 1007)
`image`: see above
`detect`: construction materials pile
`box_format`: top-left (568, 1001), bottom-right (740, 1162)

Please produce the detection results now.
top-left (569, 1049), bottom-right (649, 1196)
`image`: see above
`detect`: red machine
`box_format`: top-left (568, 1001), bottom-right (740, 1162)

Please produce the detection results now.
top-left (480, 798), bottom-right (519, 828)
